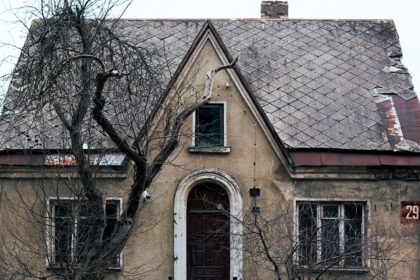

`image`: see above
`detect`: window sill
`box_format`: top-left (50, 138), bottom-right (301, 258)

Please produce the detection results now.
top-left (298, 266), bottom-right (369, 274)
top-left (107, 266), bottom-right (123, 271)
top-left (47, 264), bottom-right (122, 271)
top-left (188, 146), bottom-right (231, 154)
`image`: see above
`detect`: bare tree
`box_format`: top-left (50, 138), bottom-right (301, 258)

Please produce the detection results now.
top-left (0, 0), bottom-right (237, 279)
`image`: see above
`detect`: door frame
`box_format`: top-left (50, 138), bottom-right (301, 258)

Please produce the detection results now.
top-left (174, 169), bottom-right (243, 279)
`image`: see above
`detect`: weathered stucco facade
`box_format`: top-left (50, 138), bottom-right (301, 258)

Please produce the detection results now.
top-left (1, 25), bottom-right (420, 279)
top-left (2, 0), bottom-right (420, 275)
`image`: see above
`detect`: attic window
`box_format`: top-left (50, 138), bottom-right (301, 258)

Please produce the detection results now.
top-left (195, 104), bottom-right (224, 147)
top-left (190, 103), bottom-right (230, 153)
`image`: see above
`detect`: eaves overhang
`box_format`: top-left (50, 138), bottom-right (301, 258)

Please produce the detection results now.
top-left (288, 148), bottom-right (420, 180)
top-left (0, 149), bottom-right (129, 178)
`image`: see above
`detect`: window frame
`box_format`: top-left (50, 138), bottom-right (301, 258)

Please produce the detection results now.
top-left (46, 197), bottom-right (123, 270)
top-left (294, 200), bottom-right (367, 270)
top-left (192, 101), bottom-right (227, 148)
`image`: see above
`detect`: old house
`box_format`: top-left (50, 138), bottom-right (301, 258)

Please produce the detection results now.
top-left (0, 1), bottom-right (419, 279)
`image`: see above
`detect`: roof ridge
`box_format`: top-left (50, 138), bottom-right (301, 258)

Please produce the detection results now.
top-left (105, 18), bottom-right (395, 23)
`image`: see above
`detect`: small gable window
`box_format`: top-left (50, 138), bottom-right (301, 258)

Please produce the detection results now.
top-left (195, 104), bottom-right (224, 147)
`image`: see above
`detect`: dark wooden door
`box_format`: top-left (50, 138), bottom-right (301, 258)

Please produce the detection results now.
top-left (187, 183), bottom-right (230, 280)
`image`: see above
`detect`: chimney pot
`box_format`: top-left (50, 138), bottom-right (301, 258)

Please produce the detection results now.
top-left (261, 1), bottom-right (288, 19)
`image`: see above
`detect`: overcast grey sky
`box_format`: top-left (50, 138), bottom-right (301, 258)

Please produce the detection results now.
top-left (0, 0), bottom-right (419, 97)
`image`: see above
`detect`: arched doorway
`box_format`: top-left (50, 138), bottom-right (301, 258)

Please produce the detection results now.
top-left (187, 182), bottom-right (230, 279)
top-left (174, 169), bottom-right (243, 279)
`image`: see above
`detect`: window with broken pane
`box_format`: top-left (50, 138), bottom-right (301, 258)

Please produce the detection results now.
top-left (297, 202), bottom-right (365, 268)
top-left (195, 104), bottom-right (224, 147)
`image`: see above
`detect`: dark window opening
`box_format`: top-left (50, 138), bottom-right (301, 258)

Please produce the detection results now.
top-left (321, 205), bottom-right (340, 265)
top-left (54, 202), bottom-right (73, 264)
top-left (50, 199), bottom-right (121, 267)
top-left (195, 104), bottom-right (224, 147)
top-left (298, 203), bottom-right (317, 266)
top-left (104, 200), bottom-right (120, 267)
top-left (344, 204), bottom-right (363, 267)
top-left (75, 202), bottom-right (89, 263)
top-left (188, 182), bottom-right (230, 213)
top-left (297, 202), bottom-right (365, 269)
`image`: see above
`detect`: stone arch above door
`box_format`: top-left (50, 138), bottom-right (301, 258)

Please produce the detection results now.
top-left (174, 169), bottom-right (243, 279)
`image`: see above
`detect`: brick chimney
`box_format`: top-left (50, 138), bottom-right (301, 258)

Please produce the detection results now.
top-left (261, 1), bottom-right (288, 19)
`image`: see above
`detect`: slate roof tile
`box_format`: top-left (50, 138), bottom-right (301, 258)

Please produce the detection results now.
top-left (1, 19), bottom-right (418, 152)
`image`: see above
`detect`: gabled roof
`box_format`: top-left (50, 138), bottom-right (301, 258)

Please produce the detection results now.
top-left (1, 19), bottom-right (419, 168)
top-left (210, 19), bottom-right (418, 151)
